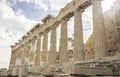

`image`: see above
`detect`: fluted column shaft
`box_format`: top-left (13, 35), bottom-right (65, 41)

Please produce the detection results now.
top-left (92, 0), bottom-right (107, 59)
top-left (49, 26), bottom-right (57, 64)
top-left (9, 53), bottom-right (13, 69)
top-left (24, 45), bottom-right (27, 65)
top-left (25, 43), bottom-right (30, 65)
top-left (29, 39), bottom-right (36, 66)
top-left (34, 34), bottom-right (41, 66)
top-left (42, 31), bottom-right (48, 65)
top-left (9, 52), bottom-right (15, 70)
top-left (13, 52), bottom-right (16, 65)
top-left (22, 46), bottom-right (26, 65)
top-left (59, 18), bottom-right (68, 63)
top-left (74, 8), bottom-right (84, 62)
top-left (25, 41), bottom-right (31, 65)
top-left (115, 0), bottom-right (120, 55)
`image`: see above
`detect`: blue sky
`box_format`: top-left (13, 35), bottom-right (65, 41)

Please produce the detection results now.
top-left (9, 0), bottom-right (58, 21)
top-left (0, 0), bottom-right (115, 68)
top-left (7, 0), bottom-right (71, 21)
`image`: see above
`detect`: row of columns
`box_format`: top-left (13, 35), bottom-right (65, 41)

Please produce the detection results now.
top-left (10, 0), bottom-right (108, 67)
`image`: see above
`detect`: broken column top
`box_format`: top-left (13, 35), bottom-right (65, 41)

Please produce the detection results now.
top-left (42, 14), bottom-right (55, 24)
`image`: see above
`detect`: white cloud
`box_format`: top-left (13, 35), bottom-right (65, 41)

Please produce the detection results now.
top-left (0, 1), bottom-right (37, 68)
top-left (18, 0), bottom-right (48, 12)
top-left (15, 8), bottom-right (24, 15)
top-left (48, 0), bottom-right (72, 11)
top-left (17, 0), bottom-right (72, 11)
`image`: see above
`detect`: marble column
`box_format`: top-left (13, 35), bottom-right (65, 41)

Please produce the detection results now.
top-left (59, 18), bottom-right (69, 63)
top-left (26, 42), bottom-right (31, 73)
top-left (92, 0), bottom-right (108, 59)
top-left (9, 53), bottom-right (13, 69)
top-left (74, 8), bottom-right (84, 62)
top-left (24, 41), bottom-right (31, 72)
top-left (49, 26), bottom-right (57, 64)
top-left (34, 34), bottom-right (42, 66)
top-left (24, 45), bottom-right (27, 65)
top-left (42, 31), bottom-right (48, 65)
top-left (19, 48), bottom-right (22, 58)
top-left (9, 52), bottom-right (15, 70)
top-left (29, 38), bottom-right (36, 66)
top-left (114, 0), bottom-right (120, 56)
top-left (21, 46), bottom-right (25, 65)
top-left (13, 52), bottom-right (16, 65)
top-left (19, 47), bottom-right (23, 65)
top-left (25, 42), bottom-right (30, 65)
top-left (13, 53), bottom-right (16, 67)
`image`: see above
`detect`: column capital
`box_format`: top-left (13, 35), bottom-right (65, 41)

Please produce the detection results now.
top-left (38, 32), bottom-right (42, 36)
top-left (61, 16), bottom-right (70, 22)
top-left (31, 37), bottom-right (36, 42)
top-left (38, 32), bottom-right (43, 35)
top-left (26, 41), bottom-right (29, 45)
top-left (31, 38), bottom-right (36, 43)
top-left (37, 34), bottom-right (42, 39)
top-left (34, 35), bottom-right (37, 39)
top-left (28, 39), bottom-right (32, 43)
top-left (44, 29), bottom-right (50, 34)
top-left (50, 25), bottom-right (57, 30)
top-left (74, 7), bottom-right (84, 13)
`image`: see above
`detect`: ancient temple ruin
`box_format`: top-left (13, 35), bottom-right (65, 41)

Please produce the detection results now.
top-left (9, 0), bottom-right (120, 77)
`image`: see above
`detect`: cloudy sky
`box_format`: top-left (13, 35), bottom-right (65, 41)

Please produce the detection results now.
top-left (0, 0), bottom-right (115, 69)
